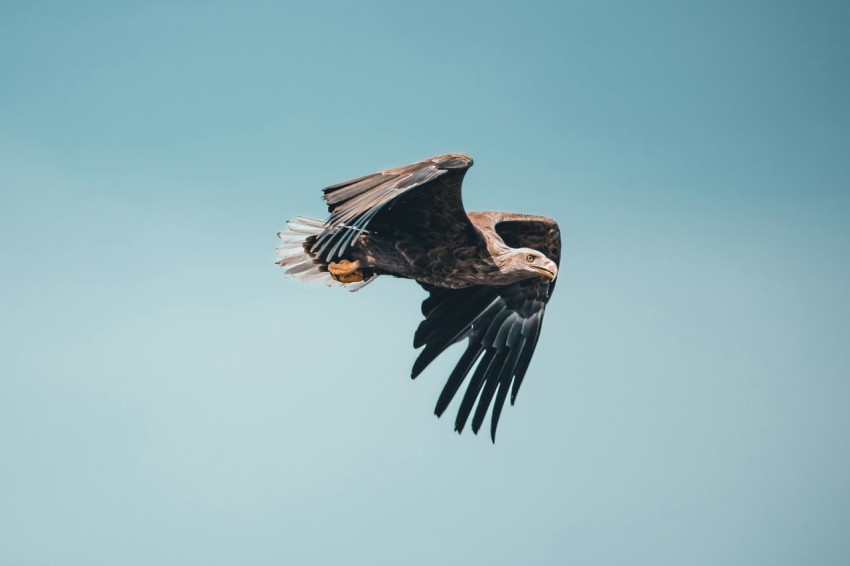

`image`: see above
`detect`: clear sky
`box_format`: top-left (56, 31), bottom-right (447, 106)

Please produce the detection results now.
top-left (1, 1), bottom-right (849, 564)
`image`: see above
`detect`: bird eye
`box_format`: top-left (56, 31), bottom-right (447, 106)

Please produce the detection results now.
top-left (526, 254), bottom-right (535, 262)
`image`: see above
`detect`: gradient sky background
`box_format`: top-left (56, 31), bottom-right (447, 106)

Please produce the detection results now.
top-left (2, 1), bottom-right (849, 564)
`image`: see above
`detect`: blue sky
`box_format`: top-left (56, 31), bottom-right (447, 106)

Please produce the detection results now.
top-left (1, 1), bottom-right (849, 564)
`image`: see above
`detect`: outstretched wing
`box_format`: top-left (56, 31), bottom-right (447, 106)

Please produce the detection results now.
top-left (311, 153), bottom-right (476, 262)
top-left (412, 215), bottom-right (561, 442)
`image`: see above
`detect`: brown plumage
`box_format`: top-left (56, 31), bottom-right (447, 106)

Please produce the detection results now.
top-left (276, 153), bottom-right (561, 441)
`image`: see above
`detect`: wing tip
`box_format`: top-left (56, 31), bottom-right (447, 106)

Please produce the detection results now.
top-left (433, 153), bottom-right (473, 170)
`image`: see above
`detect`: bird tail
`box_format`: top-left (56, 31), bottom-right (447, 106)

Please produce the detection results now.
top-left (275, 216), bottom-right (374, 292)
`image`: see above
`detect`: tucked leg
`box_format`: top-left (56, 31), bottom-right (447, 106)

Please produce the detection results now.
top-left (327, 259), bottom-right (364, 283)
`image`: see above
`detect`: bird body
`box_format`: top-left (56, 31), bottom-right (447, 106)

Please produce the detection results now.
top-left (276, 153), bottom-right (561, 441)
top-left (342, 221), bottom-right (498, 288)
top-left (350, 212), bottom-right (556, 288)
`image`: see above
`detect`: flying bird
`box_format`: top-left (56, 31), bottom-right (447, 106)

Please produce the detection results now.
top-left (276, 153), bottom-right (561, 441)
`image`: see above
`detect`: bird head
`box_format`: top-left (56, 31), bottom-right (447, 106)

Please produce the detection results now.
top-left (501, 248), bottom-right (558, 282)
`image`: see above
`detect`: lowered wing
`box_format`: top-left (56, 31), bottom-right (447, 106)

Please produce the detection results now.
top-left (412, 215), bottom-right (561, 441)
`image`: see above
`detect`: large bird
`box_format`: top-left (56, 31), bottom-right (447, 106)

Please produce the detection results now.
top-left (276, 153), bottom-right (561, 441)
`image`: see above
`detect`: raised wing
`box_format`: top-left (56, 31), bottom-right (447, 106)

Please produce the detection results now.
top-left (412, 216), bottom-right (561, 441)
top-left (311, 153), bottom-right (476, 262)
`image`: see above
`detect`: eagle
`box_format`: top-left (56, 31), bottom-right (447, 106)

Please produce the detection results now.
top-left (276, 153), bottom-right (561, 441)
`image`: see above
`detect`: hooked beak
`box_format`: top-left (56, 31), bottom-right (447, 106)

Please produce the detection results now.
top-left (532, 259), bottom-right (558, 280)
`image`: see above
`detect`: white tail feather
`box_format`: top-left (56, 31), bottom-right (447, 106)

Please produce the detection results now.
top-left (275, 216), bottom-right (374, 292)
